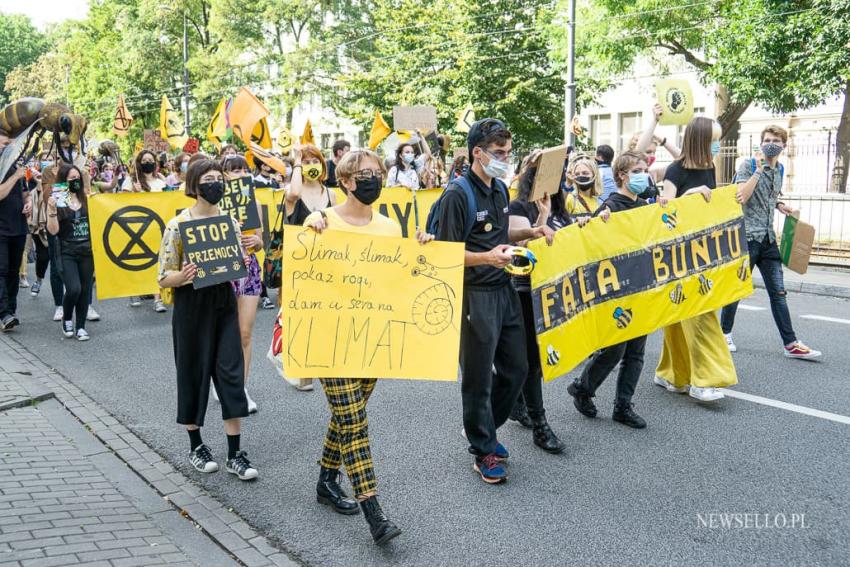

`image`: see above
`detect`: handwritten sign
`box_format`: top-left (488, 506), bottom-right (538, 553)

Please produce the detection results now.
top-left (143, 129), bottom-right (170, 155)
top-left (280, 228), bottom-right (465, 380)
top-left (393, 105), bottom-right (438, 132)
top-left (222, 177), bottom-right (261, 230)
top-left (179, 215), bottom-right (246, 289)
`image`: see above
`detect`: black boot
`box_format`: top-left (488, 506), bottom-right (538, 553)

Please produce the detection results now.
top-left (567, 382), bottom-right (597, 418)
top-left (509, 396), bottom-right (533, 428)
top-left (359, 496), bottom-right (401, 545)
top-left (612, 403), bottom-right (647, 429)
top-left (317, 467), bottom-right (359, 515)
top-left (531, 415), bottom-right (565, 454)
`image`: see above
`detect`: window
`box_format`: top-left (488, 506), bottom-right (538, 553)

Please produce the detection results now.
top-left (618, 112), bottom-right (642, 151)
top-left (321, 134), bottom-right (332, 150)
top-left (590, 114), bottom-right (612, 147)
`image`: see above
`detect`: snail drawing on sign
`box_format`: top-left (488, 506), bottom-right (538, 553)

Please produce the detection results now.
top-left (410, 255), bottom-right (462, 335)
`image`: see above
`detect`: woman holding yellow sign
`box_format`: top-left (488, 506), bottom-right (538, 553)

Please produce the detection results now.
top-left (302, 149), bottom-right (434, 546)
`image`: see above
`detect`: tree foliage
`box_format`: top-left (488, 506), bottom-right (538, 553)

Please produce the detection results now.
top-left (0, 14), bottom-right (50, 105)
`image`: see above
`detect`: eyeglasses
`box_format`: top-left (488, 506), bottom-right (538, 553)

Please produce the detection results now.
top-left (484, 149), bottom-right (515, 162)
top-left (353, 169), bottom-right (383, 181)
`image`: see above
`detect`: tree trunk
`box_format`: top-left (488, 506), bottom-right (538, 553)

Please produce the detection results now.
top-left (830, 80), bottom-right (850, 194)
top-left (714, 84), bottom-right (750, 141)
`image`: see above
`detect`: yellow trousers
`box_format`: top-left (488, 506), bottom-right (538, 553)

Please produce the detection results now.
top-left (656, 311), bottom-right (738, 389)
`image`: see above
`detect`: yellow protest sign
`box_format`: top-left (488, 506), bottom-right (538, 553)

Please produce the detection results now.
top-left (655, 79), bottom-right (694, 126)
top-left (159, 95), bottom-right (188, 149)
top-left (276, 127), bottom-right (293, 154)
top-left (456, 106), bottom-right (475, 133)
top-left (280, 228), bottom-right (465, 380)
top-left (529, 185), bottom-right (753, 381)
top-left (90, 192), bottom-right (194, 299)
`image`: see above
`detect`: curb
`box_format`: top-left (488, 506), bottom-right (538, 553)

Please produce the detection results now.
top-left (0, 334), bottom-right (303, 567)
top-left (752, 276), bottom-right (850, 299)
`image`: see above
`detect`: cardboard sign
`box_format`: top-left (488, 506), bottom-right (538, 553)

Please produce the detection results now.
top-left (779, 214), bottom-right (815, 275)
top-left (221, 176), bottom-right (261, 230)
top-left (183, 138), bottom-right (200, 154)
top-left (655, 79), bottom-right (694, 126)
top-left (530, 145), bottom-right (569, 202)
top-left (143, 129), bottom-right (170, 155)
top-left (393, 105), bottom-right (438, 132)
top-left (179, 215), bottom-right (246, 289)
top-left (280, 228), bottom-right (465, 380)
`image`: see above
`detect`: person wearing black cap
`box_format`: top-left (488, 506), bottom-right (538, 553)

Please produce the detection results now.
top-left (435, 119), bottom-right (553, 484)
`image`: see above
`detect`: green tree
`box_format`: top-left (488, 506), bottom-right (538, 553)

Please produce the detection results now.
top-left (0, 14), bottom-right (49, 105)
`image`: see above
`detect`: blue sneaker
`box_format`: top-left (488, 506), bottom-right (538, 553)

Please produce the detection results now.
top-left (474, 454), bottom-right (507, 484)
top-left (494, 441), bottom-right (509, 462)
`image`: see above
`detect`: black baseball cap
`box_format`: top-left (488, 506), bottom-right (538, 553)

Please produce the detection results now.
top-left (467, 118), bottom-right (508, 161)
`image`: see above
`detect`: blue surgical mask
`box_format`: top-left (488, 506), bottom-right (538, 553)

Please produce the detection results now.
top-left (180, 162), bottom-right (188, 173)
top-left (403, 153), bottom-right (415, 165)
top-left (626, 173), bottom-right (651, 195)
top-left (710, 141), bottom-right (721, 157)
top-left (482, 152), bottom-right (510, 179)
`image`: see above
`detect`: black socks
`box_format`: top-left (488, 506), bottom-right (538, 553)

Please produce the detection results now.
top-left (188, 428), bottom-right (202, 451)
top-left (227, 434), bottom-right (241, 459)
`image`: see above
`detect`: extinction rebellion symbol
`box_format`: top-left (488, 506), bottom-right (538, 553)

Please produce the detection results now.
top-left (103, 206), bottom-right (165, 271)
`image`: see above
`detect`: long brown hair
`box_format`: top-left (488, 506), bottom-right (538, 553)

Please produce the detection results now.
top-left (133, 150), bottom-right (163, 191)
top-left (679, 117), bottom-right (720, 170)
top-left (57, 164), bottom-right (88, 211)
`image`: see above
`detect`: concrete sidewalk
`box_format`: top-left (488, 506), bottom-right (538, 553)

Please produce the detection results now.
top-left (0, 335), bottom-right (297, 567)
top-left (753, 265), bottom-right (850, 298)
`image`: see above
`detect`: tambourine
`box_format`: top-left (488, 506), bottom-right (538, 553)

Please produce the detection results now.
top-left (504, 246), bottom-right (537, 276)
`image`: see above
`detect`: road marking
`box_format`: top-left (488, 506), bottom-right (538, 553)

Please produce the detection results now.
top-left (799, 314), bottom-right (850, 325)
top-left (737, 304), bottom-right (767, 311)
top-left (720, 389), bottom-right (850, 426)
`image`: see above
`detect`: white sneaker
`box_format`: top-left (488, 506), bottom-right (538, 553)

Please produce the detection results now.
top-left (76, 328), bottom-right (90, 342)
top-left (724, 333), bottom-right (737, 352)
top-left (245, 389), bottom-right (258, 414)
top-left (290, 378), bottom-right (313, 391)
top-left (783, 341), bottom-right (822, 360)
top-left (689, 386), bottom-right (724, 402)
top-left (62, 320), bottom-right (74, 338)
top-left (129, 296), bottom-right (141, 307)
top-left (653, 375), bottom-right (689, 394)
top-left (19, 277), bottom-right (29, 288)
top-left (86, 306), bottom-right (101, 321)
top-left (189, 444), bottom-right (219, 473)
top-left (154, 300), bottom-right (167, 313)
top-left (211, 387), bottom-right (220, 402)
top-left (53, 306), bottom-right (63, 321)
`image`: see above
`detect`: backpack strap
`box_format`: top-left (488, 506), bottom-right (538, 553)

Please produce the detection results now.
top-left (450, 176), bottom-right (479, 241)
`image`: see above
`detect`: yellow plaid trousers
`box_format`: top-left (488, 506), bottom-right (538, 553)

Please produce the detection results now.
top-left (319, 378), bottom-right (378, 497)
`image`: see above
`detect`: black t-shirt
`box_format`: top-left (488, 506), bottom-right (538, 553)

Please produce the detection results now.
top-left (57, 206), bottom-right (91, 242)
top-left (285, 191), bottom-right (331, 227)
top-left (436, 170), bottom-right (510, 288)
top-left (596, 192), bottom-right (648, 214)
top-left (508, 199), bottom-right (571, 292)
top-left (326, 160), bottom-right (338, 188)
top-left (664, 160), bottom-right (717, 197)
top-left (0, 166), bottom-right (29, 237)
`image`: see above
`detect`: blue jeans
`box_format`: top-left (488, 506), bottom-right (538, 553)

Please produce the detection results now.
top-left (721, 237), bottom-right (796, 345)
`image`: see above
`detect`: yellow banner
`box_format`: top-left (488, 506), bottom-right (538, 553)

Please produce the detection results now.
top-left (529, 185), bottom-right (753, 381)
top-left (280, 228), bottom-right (465, 380)
top-left (90, 190), bottom-right (286, 299)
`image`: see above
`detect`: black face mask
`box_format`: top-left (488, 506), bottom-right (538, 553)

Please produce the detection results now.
top-left (198, 181), bottom-right (224, 205)
top-left (351, 176), bottom-right (382, 205)
top-left (141, 162), bottom-right (156, 174)
top-left (575, 175), bottom-right (594, 188)
top-left (68, 179), bottom-right (83, 194)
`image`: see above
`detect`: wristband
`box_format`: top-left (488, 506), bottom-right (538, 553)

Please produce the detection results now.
top-left (660, 137), bottom-right (667, 147)
top-left (504, 246), bottom-right (537, 276)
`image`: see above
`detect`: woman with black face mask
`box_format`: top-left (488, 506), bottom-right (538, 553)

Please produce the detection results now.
top-left (302, 149), bottom-right (433, 546)
top-left (158, 158), bottom-right (259, 483)
top-left (122, 150), bottom-right (167, 193)
top-left (565, 155), bottom-right (603, 220)
top-left (46, 165), bottom-right (94, 341)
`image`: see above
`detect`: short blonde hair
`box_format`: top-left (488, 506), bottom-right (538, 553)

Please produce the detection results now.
top-left (613, 150), bottom-right (648, 188)
top-left (335, 149), bottom-right (387, 187)
top-left (568, 154), bottom-right (602, 198)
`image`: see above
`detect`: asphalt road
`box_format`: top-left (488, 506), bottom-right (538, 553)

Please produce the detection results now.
top-left (8, 277), bottom-right (850, 567)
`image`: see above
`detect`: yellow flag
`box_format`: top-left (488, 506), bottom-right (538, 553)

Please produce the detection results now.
top-left (159, 96), bottom-right (188, 149)
top-left (229, 87), bottom-right (269, 149)
top-left (133, 141), bottom-right (144, 155)
top-left (367, 111), bottom-right (391, 150)
top-left (206, 97), bottom-right (228, 149)
top-left (251, 117), bottom-right (272, 149)
top-left (456, 106), bottom-right (475, 133)
top-left (300, 119), bottom-right (315, 145)
top-left (397, 130), bottom-right (412, 143)
top-left (113, 95), bottom-right (133, 137)
top-left (277, 127), bottom-right (294, 154)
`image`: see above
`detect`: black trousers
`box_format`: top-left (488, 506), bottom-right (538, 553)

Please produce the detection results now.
top-left (172, 283), bottom-right (248, 427)
top-left (576, 335), bottom-right (647, 408)
top-left (60, 249), bottom-right (94, 331)
top-left (460, 283), bottom-right (527, 456)
top-left (517, 289), bottom-right (546, 419)
top-left (0, 235), bottom-right (27, 318)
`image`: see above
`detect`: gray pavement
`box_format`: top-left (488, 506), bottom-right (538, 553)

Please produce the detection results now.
top-left (4, 274), bottom-right (850, 566)
top-left (753, 265), bottom-right (850, 298)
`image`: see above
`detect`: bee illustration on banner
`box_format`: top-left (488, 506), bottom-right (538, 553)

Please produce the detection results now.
top-left (669, 282), bottom-right (686, 305)
top-left (613, 306), bottom-right (633, 329)
top-left (661, 210), bottom-right (678, 230)
top-left (545, 345), bottom-right (560, 366)
top-left (737, 257), bottom-right (750, 281)
top-left (698, 274), bottom-right (713, 295)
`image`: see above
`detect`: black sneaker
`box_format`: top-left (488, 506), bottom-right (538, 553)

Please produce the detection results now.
top-left (225, 451), bottom-right (258, 480)
top-left (613, 403), bottom-right (647, 429)
top-left (567, 382), bottom-right (597, 418)
top-left (189, 444), bottom-right (219, 473)
top-left (1, 314), bottom-right (18, 331)
top-left (509, 398), bottom-right (533, 429)
top-left (30, 280), bottom-right (41, 297)
top-left (260, 297), bottom-right (275, 310)
top-left (62, 320), bottom-right (74, 338)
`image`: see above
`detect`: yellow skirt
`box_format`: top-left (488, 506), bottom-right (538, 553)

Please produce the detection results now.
top-left (656, 311), bottom-right (738, 389)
